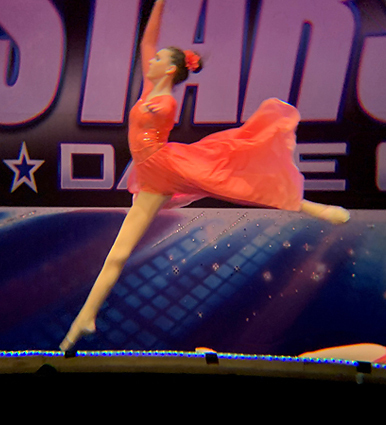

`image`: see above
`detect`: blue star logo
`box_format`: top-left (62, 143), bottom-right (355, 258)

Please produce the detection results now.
top-left (3, 142), bottom-right (45, 193)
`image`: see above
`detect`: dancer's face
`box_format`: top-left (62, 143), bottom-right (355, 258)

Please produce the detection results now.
top-left (147, 49), bottom-right (176, 81)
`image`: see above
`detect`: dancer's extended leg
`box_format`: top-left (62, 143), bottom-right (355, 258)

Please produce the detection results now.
top-left (59, 191), bottom-right (170, 351)
top-left (300, 200), bottom-right (350, 224)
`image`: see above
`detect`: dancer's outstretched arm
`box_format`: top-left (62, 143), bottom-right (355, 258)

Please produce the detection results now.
top-left (59, 191), bottom-right (170, 351)
top-left (141, 0), bottom-right (165, 99)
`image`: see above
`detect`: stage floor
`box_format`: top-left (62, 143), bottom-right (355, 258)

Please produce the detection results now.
top-left (1, 349), bottom-right (386, 386)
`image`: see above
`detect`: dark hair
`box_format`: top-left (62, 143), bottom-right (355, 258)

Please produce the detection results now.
top-left (167, 47), bottom-right (203, 86)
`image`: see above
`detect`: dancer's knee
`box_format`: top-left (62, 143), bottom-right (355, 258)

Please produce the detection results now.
top-left (104, 247), bottom-right (131, 273)
top-left (105, 192), bottom-right (169, 269)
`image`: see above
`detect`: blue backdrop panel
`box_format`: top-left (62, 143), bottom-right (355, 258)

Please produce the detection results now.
top-left (0, 207), bottom-right (385, 355)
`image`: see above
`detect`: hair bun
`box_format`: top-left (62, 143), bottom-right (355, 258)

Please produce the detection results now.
top-left (168, 46), bottom-right (203, 86)
top-left (183, 50), bottom-right (203, 73)
top-left (192, 62), bottom-right (203, 74)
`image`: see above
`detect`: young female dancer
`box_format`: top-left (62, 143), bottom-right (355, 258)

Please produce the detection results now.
top-left (59, 0), bottom-right (349, 351)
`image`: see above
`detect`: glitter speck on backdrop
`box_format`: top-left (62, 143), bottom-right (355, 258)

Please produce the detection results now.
top-left (0, 207), bottom-right (385, 356)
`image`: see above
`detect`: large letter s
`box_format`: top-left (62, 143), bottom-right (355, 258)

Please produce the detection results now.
top-left (0, 0), bottom-right (65, 126)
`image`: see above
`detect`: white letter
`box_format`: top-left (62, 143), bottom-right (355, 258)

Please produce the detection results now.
top-left (295, 143), bottom-right (347, 191)
top-left (80, 0), bottom-right (140, 124)
top-left (159, 0), bottom-right (246, 123)
top-left (357, 36), bottom-right (386, 124)
top-left (376, 142), bottom-right (386, 191)
top-left (60, 144), bottom-right (115, 190)
top-left (243, 0), bottom-right (355, 122)
top-left (0, 0), bottom-right (65, 126)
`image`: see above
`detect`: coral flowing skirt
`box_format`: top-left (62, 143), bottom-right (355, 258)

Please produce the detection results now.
top-left (127, 98), bottom-right (304, 211)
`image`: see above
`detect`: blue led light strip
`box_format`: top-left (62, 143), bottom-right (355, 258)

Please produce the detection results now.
top-left (0, 350), bottom-right (378, 368)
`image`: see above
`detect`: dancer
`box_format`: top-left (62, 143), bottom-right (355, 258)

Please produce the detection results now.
top-left (59, 0), bottom-right (349, 351)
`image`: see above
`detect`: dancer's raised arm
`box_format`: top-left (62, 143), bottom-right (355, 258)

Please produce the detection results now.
top-left (140, 0), bottom-right (165, 98)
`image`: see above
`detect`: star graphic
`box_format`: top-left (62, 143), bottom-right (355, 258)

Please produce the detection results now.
top-left (3, 142), bottom-right (45, 193)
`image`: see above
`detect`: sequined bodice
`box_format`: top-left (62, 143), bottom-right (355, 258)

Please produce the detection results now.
top-left (128, 96), bottom-right (177, 164)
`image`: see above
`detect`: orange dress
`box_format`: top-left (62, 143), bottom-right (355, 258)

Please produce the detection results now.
top-left (127, 96), bottom-right (304, 211)
top-left (127, 0), bottom-right (303, 211)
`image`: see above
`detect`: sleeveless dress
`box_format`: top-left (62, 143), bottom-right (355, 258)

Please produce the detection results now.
top-left (127, 95), bottom-right (304, 211)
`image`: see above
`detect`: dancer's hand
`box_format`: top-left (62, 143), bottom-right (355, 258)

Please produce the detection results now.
top-left (144, 101), bottom-right (163, 113)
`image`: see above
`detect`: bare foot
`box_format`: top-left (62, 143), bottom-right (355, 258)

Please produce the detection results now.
top-left (301, 200), bottom-right (350, 225)
top-left (318, 205), bottom-right (350, 224)
top-left (59, 317), bottom-right (96, 351)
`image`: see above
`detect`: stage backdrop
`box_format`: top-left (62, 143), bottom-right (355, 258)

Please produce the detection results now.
top-left (0, 207), bottom-right (385, 355)
top-left (0, 0), bottom-right (386, 358)
top-left (0, 0), bottom-right (385, 209)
